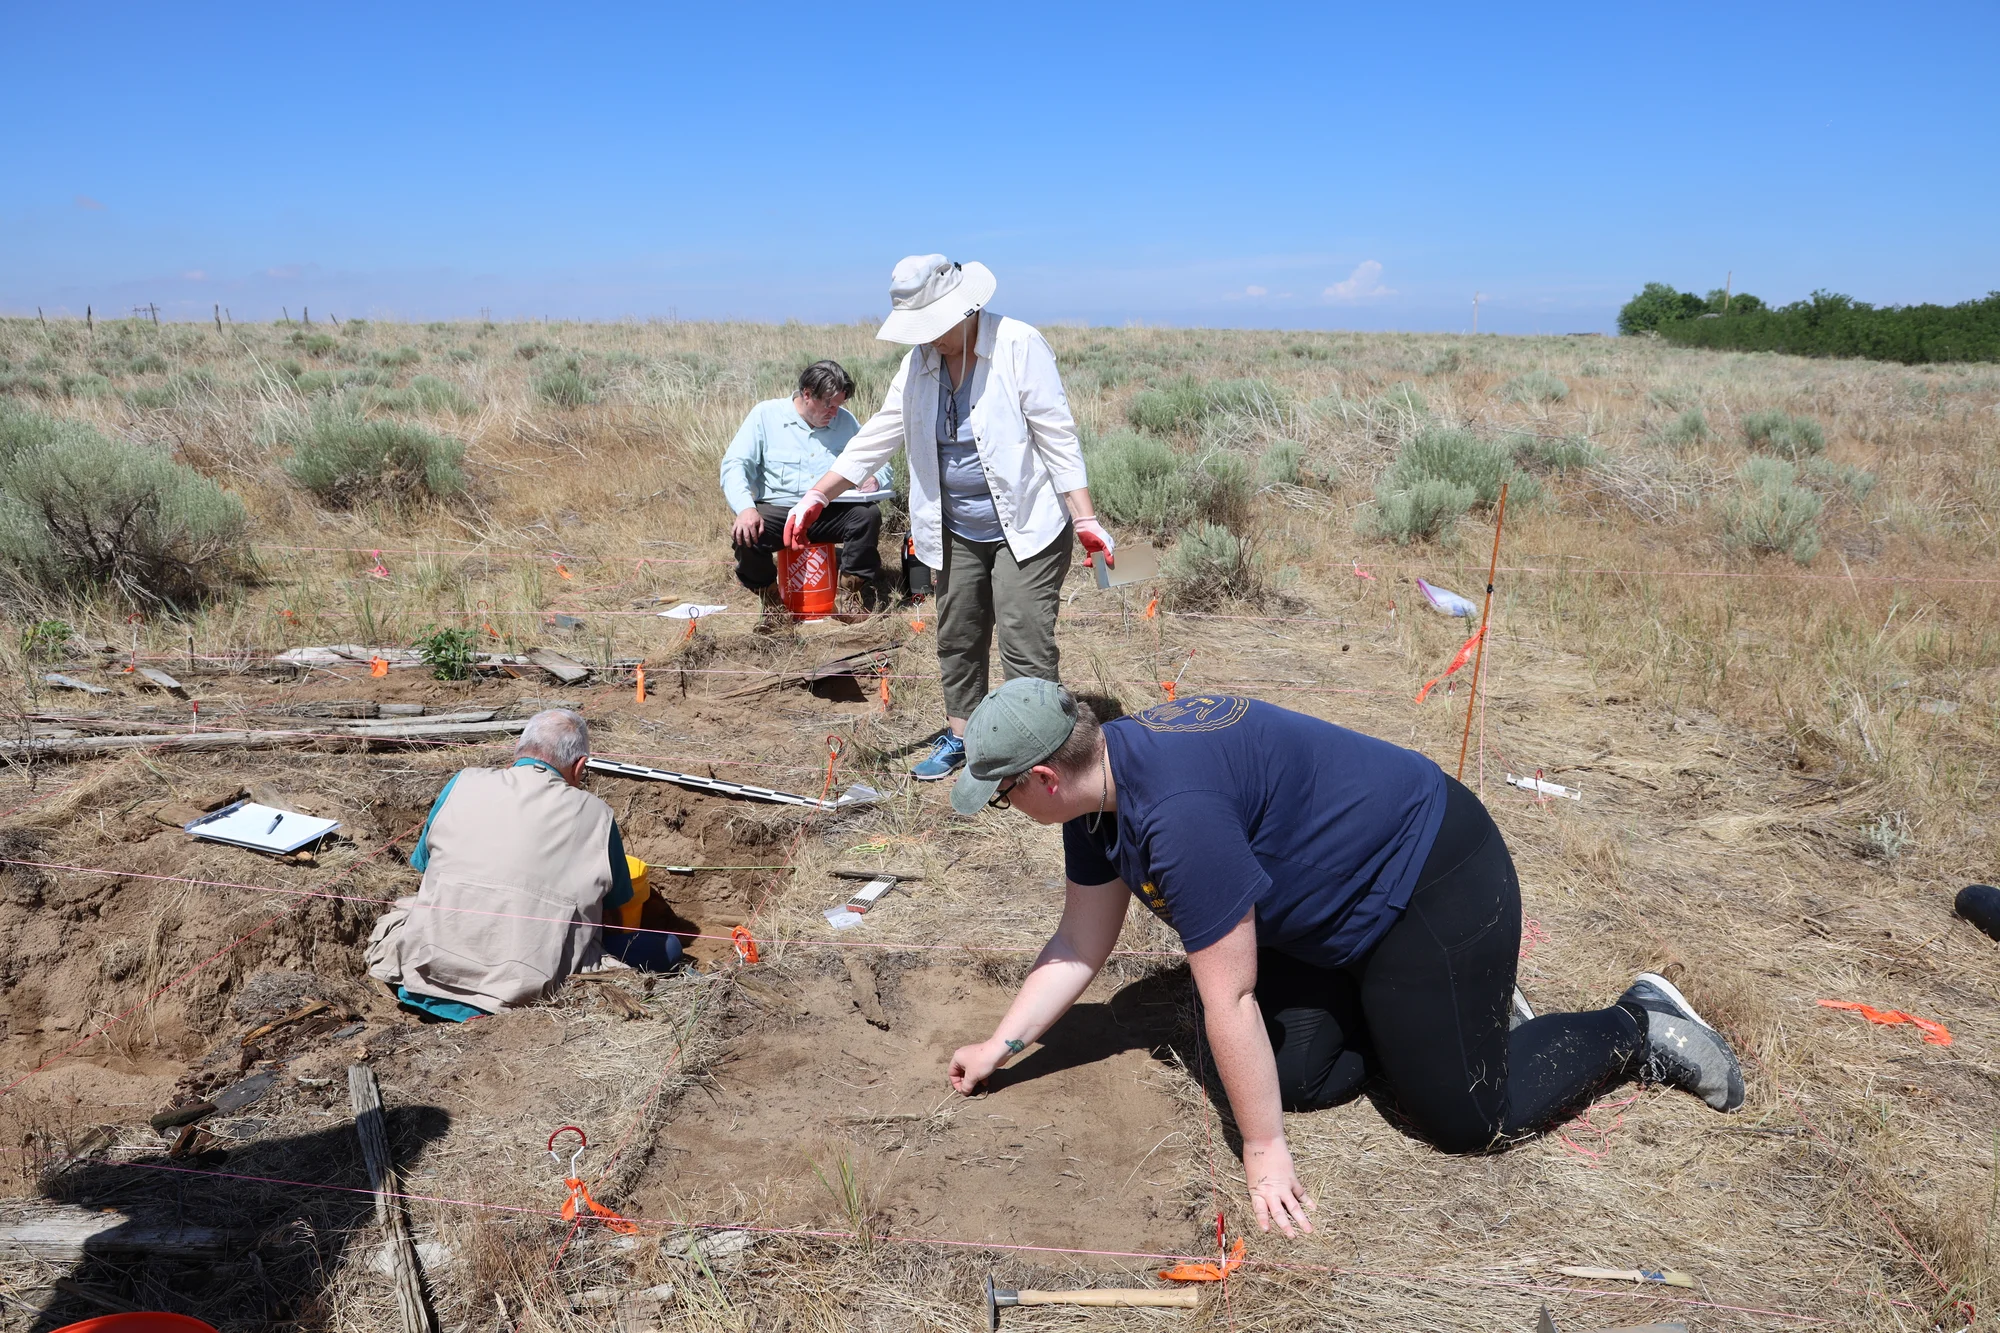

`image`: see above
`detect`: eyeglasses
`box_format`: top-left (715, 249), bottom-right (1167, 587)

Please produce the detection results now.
top-left (987, 774), bottom-right (1023, 811)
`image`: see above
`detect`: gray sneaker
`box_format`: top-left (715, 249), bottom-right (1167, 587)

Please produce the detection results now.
top-left (1509, 985), bottom-right (1536, 1031)
top-left (1620, 972), bottom-right (1745, 1112)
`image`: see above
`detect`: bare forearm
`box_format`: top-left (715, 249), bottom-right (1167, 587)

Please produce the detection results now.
top-left (1203, 992), bottom-right (1287, 1146)
top-left (808, 470), bottom-right (854, 501)
top-left (989, 945), bottom-right (1097, 1047)
top-left (1061, 486), bottom-right (1097, 520)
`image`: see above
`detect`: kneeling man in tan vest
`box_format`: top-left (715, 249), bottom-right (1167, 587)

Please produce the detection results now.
top-left (366, 708), bottom-right (681, 1021)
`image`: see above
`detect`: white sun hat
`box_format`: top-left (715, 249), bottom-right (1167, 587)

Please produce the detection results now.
top-left (876, 254), bottom-right (997, 344)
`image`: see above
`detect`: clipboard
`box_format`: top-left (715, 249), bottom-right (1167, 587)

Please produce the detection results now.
top-left (185, 800), bottom-right (340, 854)
top-left (1092, 541), bottom-right (1161, 589)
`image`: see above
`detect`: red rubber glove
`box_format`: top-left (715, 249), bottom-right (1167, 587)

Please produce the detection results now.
top-left (1075, 517), bottom-right (1115, 568)
top-left (782, 490), bottom-right (829, 549)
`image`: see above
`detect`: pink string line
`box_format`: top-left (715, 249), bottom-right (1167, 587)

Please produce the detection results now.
top-left (0, 856), bottom-right (1189, 959)
top-left (248, 540), bottom-right (2000, 587)
top-left (72, 1156), bottom-right (1830, 1323)
top-left (0, 823), bottom-right (423, 1100)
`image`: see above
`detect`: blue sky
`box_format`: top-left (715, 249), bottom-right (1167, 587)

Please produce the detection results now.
top-left (5, 2), bottom-right (1994, 333)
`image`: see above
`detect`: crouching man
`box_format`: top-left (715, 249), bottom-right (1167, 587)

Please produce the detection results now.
top-left (721, 359), bottom-right (894, 628)
top-left (366, 708), bottom-right (681, 1021)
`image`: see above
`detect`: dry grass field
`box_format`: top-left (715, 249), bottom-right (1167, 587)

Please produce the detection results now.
top-left (0, 313), bottom-right (1997, 1332)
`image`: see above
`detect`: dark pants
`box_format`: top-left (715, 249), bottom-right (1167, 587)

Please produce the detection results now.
top-left (603, 925), bottom-right (684, 972)
top-left (733, 501), bottom-right (883, 591)
top-left (1257, 777), bottom-right (1641, 1152)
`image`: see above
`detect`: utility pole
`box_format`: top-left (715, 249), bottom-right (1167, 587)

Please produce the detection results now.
top-left (1722, 271), bottom-right (1733, 314)
top-left (1472, 293), bottom-right (1483, 334)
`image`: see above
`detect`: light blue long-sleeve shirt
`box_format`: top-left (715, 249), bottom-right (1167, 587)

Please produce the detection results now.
top-left (717, 397), bottom-right (888, 513)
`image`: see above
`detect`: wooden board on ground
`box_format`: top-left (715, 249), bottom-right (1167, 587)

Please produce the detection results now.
top-left (0, 1202), bottom-right (246, 1261)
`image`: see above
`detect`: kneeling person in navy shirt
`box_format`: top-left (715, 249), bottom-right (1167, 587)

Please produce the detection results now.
top-left (946, 680), bottom-right (1744, 1238)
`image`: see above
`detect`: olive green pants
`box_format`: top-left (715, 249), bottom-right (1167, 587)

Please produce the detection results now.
top-left (933, 527), bottom-right (1073, 719)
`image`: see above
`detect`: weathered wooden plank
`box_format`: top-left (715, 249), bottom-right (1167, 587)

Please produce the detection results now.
top-left (0, 1202), bottom-right (243, 1261)
top-left (528, 649), bottom-right (593, 685)
top-left (349, 1065), bottom-right (437, 1333)
top-left (41, 673), bottom-right (111, 695)
top-left (0, 719), bottom-right (526, 759)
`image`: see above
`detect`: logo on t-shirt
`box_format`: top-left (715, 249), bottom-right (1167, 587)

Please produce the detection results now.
top-left (1132, 693), bottom-right (1249, 733)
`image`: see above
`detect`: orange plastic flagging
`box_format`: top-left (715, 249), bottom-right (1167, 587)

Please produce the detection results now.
top-left (556, 564), bottom-right (572, 580)
top-left (1818, 999), bottom-right (1952, 1046)
top-left (908, 619), bottom-right (926, 633)
top-left (878, 673), bottom-right (892, 710)
top-left (634, 666), bottom-right (646, 703)
top-left (561, 1177), bottom-right (639, 1234)
top-left (731, 924), bottom-right (759, 965)
top-left (1143, 596), bottom-right (1159, 619)
top-left (1415, 627), bottom-right (1484, 704)
top-left (1159, 681), bottom-right (1178, 702)
top-left (369, 657), bottom-right (389, 678)
top-left (1159, 1237), bottom-right (1245, 1283)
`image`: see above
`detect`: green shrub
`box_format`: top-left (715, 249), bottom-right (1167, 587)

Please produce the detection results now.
top-left (1287, 340), bottom-right (1340, 362)
top-left (1361, 477), bottom-right (1477, 544)
top-left (1084, 431), bottom-right (1248, 535)
top-left (1618, 282), bottom-right (1710, 335)
top-left (1741, 410), bottom-right (1825, 458)
top-left (282, 406), bottom-right (467, 507)
top-left (1126, 376), bottom-right (1209, 434)
top-left (1721, 458), bottom-right (1823, 564)
top-left (61, 373), bottom-right (112, 400)
top-left (1259, 439), bottom-right (1304, 487)
top-left (371, 345), bottom-right (421, 369)
top-left (0, 403), bottom-right (249, 606)
top-left (123, 386), bottom-right (175, 411)
top-left (1163, 522), bottom-right (1263, 609)
top-left (408, 375), bottom-right (477, 415)
top-left (1125, 376), bottom-right (1281, 435)
top-left (127, 352), bottom-right (169, 375)
top-left (1510, 433), bottom-right (1602, 474)
top-left (291, 331), bottom-right (339, 358)
top-left (515, 338), bottom-right (557, 361)
top-left (413, 626), bottom-right (478, 681)
top-left (1423, 348), bottom-right (1465, 375)
top-left (19, 618), bottom-right (71, 661)
top-left (1505, 370), bottom-right (1569, 403)
top-left (1802, 457), bottom-right (1877, 504)
top-left (1373, 381), bottom-right (1429, 425)
top-left (445, 347), bottom-right (478, 364)
top-left (1363, 425), bottom-right (1538, 544)
top-left (1661, 408), bottom-right (1711, 449)
top-left (533, 360), bottom-right (596, 408)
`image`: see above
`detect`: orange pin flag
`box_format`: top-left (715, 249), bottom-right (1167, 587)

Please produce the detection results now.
top-left (878, 672), bottom-right (892, 711)
top-left (908, 619), bottom-right (926, 633)
top-left (1160, 1238), bottom-right (1245, 1283)
top-left (556, 564), bottom-right (572, 580)
top-left (634, 665), bottom-right (647, 702)
top-left (1415, 627), bottom-right (1484, 704)
top-left (1159, 681), bottom-right (1178, 701)
top-left (1143, 596), bottom-right (1159, 619)
top-left (731, 924), bottom-right (759, 965)
top-left (370, 657), bottom-right (389, 678)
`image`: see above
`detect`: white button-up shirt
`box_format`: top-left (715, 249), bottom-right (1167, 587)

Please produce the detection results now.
top-left (829, 312), bottom-right (1089, 569)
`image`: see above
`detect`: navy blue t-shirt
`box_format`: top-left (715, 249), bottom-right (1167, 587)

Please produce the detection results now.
top-left (1061, 694), bottom-right (1448, 968)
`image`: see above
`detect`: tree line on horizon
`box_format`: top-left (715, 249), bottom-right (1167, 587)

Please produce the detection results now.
top-left (1618, 282), bottom-right (2000, 364)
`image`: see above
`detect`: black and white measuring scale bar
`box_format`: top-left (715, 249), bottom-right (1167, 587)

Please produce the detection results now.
top-left (584, 758), bottom-right (880, 811)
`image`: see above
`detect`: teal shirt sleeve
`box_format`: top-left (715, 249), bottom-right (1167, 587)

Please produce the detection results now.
top-left (718, 406), bottom-right (765, 513)
top-left (407, 772), bottom-right (460, 872)
top-left (604, 821), bottom-right (634, 911)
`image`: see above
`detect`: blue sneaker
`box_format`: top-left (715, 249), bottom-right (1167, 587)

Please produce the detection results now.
top-left (911, 732), bottom-right (966, 781)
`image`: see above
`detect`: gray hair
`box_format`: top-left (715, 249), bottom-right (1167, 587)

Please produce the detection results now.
top-left (515, 708), bottom-right (591, 770)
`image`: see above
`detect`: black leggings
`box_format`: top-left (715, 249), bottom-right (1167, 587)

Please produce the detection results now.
top-left (1257, 776), bottom-right (1640, 1152)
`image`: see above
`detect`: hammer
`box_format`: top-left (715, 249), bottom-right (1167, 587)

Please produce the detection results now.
top-left (984, 1275), bottom-right (1198, 1329)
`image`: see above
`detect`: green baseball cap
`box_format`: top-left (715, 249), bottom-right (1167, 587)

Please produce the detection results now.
top-left (949, 678), bottom-right (1078, 815)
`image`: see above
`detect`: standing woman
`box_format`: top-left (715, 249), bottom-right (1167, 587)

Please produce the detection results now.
top-left (784, 256), bottom-right (1115, 780)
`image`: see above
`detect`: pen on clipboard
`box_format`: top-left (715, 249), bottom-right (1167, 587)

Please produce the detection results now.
top-left (265, 814), bottom-right (284, 835)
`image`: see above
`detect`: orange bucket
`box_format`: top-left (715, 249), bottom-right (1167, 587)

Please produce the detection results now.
top-left (53, 1316), bottom-right (219, 1333)
top-left (775, 542), bottom-right (836, 621)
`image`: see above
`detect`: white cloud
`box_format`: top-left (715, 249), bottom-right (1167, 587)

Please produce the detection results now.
top-left (181, 270), bottom-right (207, 281)
top-left (1324, 260), bottom-right (1393, 302)
top-left (1244, 285), bottom-right (1268, 297)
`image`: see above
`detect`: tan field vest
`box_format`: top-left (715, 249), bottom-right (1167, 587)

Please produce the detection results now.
top-left (366, 762), bottom-right (614, 1011)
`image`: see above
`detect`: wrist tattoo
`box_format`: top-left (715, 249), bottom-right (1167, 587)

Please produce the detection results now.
top-left (1002, 1038), bottom-right (1026, 1056)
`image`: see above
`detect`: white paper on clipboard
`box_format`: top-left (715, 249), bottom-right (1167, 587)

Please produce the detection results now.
top-left (1092, 542), bottom-right (1161, 589)
top-left (185, 801), bottom-right (340, 854)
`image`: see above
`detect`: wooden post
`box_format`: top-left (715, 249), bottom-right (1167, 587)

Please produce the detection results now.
top-left (149, 303), bottom-right (159, 325)
top-left (214, 304), bottom-right (223, 334)
top-left (86, 305), bottom-right (93, 332)
top-left (1723, 270), bottom-right (1733, 314)
top-left (1455, 482), bottom-right (1508, 782)
top-left (37, 307), bottom-right (47, 332)
top-left (348, 1065), bottom-right (437, 1333)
